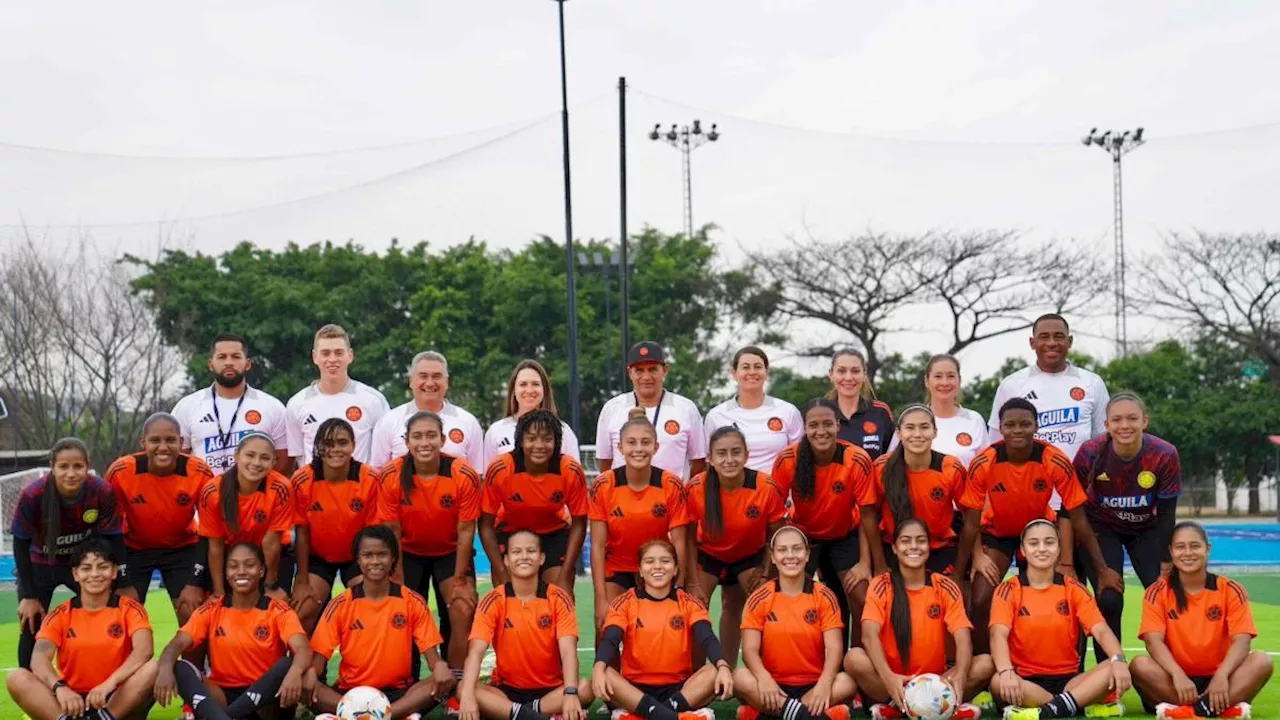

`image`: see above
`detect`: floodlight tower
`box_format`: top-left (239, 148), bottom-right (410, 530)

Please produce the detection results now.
top-left (1082, 126), bottom-right (1146, 356)
top-left (649, 120), bottom-right (720, 239)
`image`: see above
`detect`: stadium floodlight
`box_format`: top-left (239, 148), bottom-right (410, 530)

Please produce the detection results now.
top-left (1082, 125), bottom-right (1147, 357)
top-left (650, 119), bottom-right (723, 239)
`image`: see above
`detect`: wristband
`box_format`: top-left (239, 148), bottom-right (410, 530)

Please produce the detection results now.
top-left (52, 680), bottom-right (67, 691)
top-left (997, 668), bottom-right (1016, 676)
top-left (564, 687), bottom-right (578, 696)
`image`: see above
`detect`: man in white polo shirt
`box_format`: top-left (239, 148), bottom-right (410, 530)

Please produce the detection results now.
top-left (595, 341), bottom-right (706, 480)
top-left (369, 350), bottom-right (485, 470)
top-left (172, 333), bottom-right (291, 474)
top-left (285, 324), bottom-right (390, 464)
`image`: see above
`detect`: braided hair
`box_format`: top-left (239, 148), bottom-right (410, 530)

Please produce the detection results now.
top-left (513, 408), bottom-right (563, 473)
top-left (794, 398), bottom-right (840, 501)
top-left (310, 417), bottom-right (355, 480)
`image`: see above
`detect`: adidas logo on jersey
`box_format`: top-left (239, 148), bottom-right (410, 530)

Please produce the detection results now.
top-left (509, 493), bottom-right (525, 503)
top-left (1024, 391), bottom-right (1039, 400)
top-left (610, 507), bottom-right (624, 518)
top-left (199, 413), bottom-right (216, 423)
top-left (765, 611), bottom-right (779, 622)
top-left (1018, 606), bottom-right (1032, 617)
top-left (215, 626), bottom-right (228, 637)
top-left (310, 502), bottom-right (324, 512)
top-left (67, 627), bottom-right (77, 638)
top-left (991, 483), bottom-right (1008, 493)
top-left (350, 619), bottom-right (366, 631)
top-left (498, 437), bottom-right (511, 448)
top-left (304, 414), bottom-right (318, 425)
top-left (504, 618), bottom-right (515, 629)
top-left (130, 494), bottom-right (147, 504)
top-left (635, 618), bottom-right (645, 628)
top-left (1167, 609), bottom-right (1180, 621)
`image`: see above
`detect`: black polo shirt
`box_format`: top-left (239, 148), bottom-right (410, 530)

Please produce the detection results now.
top-left (835, 397), bottom-right (896, 460)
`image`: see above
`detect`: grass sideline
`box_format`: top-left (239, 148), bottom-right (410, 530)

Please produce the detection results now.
top-left (1, 575), bottom-right (1277, 719)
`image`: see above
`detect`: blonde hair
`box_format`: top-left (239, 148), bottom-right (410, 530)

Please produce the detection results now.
top-left (314, 323), bottom-right (351, 348)
top-left (825, 348), bottom-right (877, 401)
top-left (922, 354), bottom-right (962, 404)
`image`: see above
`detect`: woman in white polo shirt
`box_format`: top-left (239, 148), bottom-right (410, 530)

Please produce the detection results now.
top-left (483, 359), bottom-right (580, 465)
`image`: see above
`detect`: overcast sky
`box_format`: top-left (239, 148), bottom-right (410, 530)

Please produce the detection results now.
top-left (3, 1), bottom-right (1279, 383)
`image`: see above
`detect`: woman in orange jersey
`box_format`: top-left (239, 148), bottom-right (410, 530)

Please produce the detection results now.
top-left (1131, 522), bottom-right (1274, 720)
top-left (481, 408), bottom-right (589, 592)
top-left (862, 405), bottom-right (966, 577)
top-left (290, 417), bottom-right (382, 631)
top-left (460, 530), bottom-right (593, 720)
top-left (108, 412), bottom-right (214, 625)
top-left (687, 427), bottom-right (786, 666)
top-left (770, 398), bottom-right (874, 645)
top-left (954, 398), bottom-right (1118, 654)
top-left (308, 525), bottom-right (455, 717)
top-left (154, 542), bottom-right (312, 720)
top-left (845, 519), bottom-right (992, 720)
top-left (734, 527), bottom-right (856, 720)
top-left (195, 432), bottom-right (298, 600)
top-left (990, 520), bottom-right (1130, 720)
top-left (7, 538), bottom-right (158, 720)
top-left (592, 538), bottom-right (733, 720)
top-left (377, 410), bottom-right (482, 698)
top-left (589, 409), bottom-right (694, 632)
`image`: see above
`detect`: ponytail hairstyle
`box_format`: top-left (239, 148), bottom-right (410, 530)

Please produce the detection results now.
top-left (882, 404), bottom-right (935, 532)
top-left (42, 438), bottom-right (91, 556)
top-left (513, 408), bottom-right (563, 473)
top-left (620, 405), bottom-right (657, 439)
top-left (400, 411), bottom-right (444, 504)
top-left (1167, 521), bottom-right (1209, 613)
top-left (221, 432), bottom-right (276, 536)
top-left (703, 425), bottom-right (748, 540)
top-left (922, 354), bottom-right (961, 404)
top-left (1079, 394), bottom-right (1150, 494)
top-left (825, 348), bottom-right (877, 401)
top-left (310, 417), bottom-right (355, 480)
top-left (141, 411), bottom-right (181, 437)
top-left (794, 398), bottom-right (841, 501)
top-left (888, 518), bottom-right (931, 668)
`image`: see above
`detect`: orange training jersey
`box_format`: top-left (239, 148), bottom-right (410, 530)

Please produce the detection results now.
top-left (686, 469), bottom-right (786, 562)
top-left (960, 440), bottom-right (1086, 539)
top-left (197, 470), bottom-right (295, 546)
top-left (1139, 574), bottom-right (1257, 678)
top-left (107, 452), bottom-right (213, 550)
top-left (603, 587), bottom-right (710, 686)
top-left (589, 467), bottom-right (693, 575)
top-left (311, 583), bottom-right (443, 690)
top-left (471, 582), bottom-right (578, 690)
top-left (374, 455), bottom-right (481, 557)
top-left (37, 596), bottom-right (151, 694)
top-left (990, 573), bottom-right (1105, 677)
top-left (741, 578), bottom-right (844, 685)
top-left (181, 594), bottom-right (306, 688)
top-left (770, 441), bottom-right (874, 541)
top-left (483, 453), bottom-right (589, 536)
top-left (870, 452), bottom-right (966, 549)
top-left (864, 572), bottom-right (971, 676)
top-left (292, 460), bottom-right (381, 563)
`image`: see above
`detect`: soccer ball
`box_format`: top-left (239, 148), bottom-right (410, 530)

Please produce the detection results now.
top-left (336, 686), bottom-right (392, 720)
top-left (901, 673), bottom-right (956, 720)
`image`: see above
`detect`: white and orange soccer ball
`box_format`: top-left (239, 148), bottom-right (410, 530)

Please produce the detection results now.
top-left (335, 686), bottom-right (392, 720)
top-left (901, 673), bottom-right (957, 720)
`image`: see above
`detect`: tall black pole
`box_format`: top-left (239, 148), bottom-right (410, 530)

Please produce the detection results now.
top-left (557, 0), bottom-right (580, 436)
top-left (617, 76), bottom-right (630, 389)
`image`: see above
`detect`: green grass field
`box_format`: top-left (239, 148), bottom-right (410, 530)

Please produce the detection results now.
top-left (2, 575), bottom-right (1277, 719)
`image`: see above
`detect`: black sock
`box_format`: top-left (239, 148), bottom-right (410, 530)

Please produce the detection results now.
top-left (96, 711), bottom-right (118, 720)
top-left (175, 659), bottom-right (234, 720)
top-left (513, 701), bottom-right (548, 720)
top-left (224, 656), bottom-right (293, 718)
top-left (783, 698), bottom-right (816, 720)
top-left (1039, 691), bottom-right (1079, 718)
top-left (669, 692), bottom-right (693, 712)
top-left (635, 694), bottom-right (680, 720)
top-left (1194, 697), bottom-right (1215, 717)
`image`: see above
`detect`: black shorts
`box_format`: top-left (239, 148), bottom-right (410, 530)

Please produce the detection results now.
top-left (499, 528), bottom-right (570, 568)
top-left (17, 562), bottom-right (77, 606)
top-left (192, 543), bottom-right (296, 593)
top-left (606, 572), bottom-right (637, 590)
top-left (883, 542), bottom-right (957, 575)
top-left (633, 682), bottom-right (687, 707)
top-left (495, 684), bottom-right (562, 705)
top-left (807, 532), bottom-right (861, 577)
top-left (779, 683), bottom-right (817, 699)
top-left (981, 534), bottom-right (1021, 560)
top-left (308, 555), bottom-right (361, 587)
top-left (1191, 675), bottom-right (1213, 694)
top-left (122, 543), bottom-right (200, 600)
top-left (697, 549), bottom-right (764, 587)
top-left (1025, 674), bottom-right (1075, 697)
top-left (402, 550), bottom-right (475, 598)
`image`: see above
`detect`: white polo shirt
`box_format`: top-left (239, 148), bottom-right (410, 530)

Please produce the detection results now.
top-left (483, 416), bottom-right (581, 467)
top-left (172, 385), bottom-right (289, 473)
top-left (703, 395), bottom-right (803, 473)
top-left (369, 400), bottom-right (485, 471)
top-left (595, 390), bottom-right (706, 480)
top-left (285, 379), bottom-right (390, 464)
top-left (932, 408), bottom-right (989, 468)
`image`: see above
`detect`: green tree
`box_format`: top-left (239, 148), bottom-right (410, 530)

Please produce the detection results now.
top-left (767, 367), bottom-right (830, 410)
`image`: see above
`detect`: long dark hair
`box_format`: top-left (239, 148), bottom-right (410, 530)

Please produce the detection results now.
top-left (794, 398), bottom-right (840, 501)
top-left (703, 426), bottom-right (748, 540)
top-left (400, 411), bottom-right (443, 503)
top-left (221, 432), bottom-right (276, 535)
top-left (310, 417), bottom-right (355, 480)
top-left (881, 404), bottom-right (935, 533)
top-left (42, 438), bottom-right (91, 556)
top-left (513, 409), bottom-right (563, 473)
top-left (1167, 521), bottom-right (1209, 612)
top-left (889, 518), bottom-right (930, 667)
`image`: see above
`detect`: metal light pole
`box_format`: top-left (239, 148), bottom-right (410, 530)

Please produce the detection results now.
top-left (578, 250), bottom-right (637, 393)
top-left (618, 77), bottom-right (631, 383)
top-left (553, 0), bottom-right (580, 435)
top-left (650, 120), bottom-right (720, 239)
top-left (1082, 126), bottom-right (1145, 357)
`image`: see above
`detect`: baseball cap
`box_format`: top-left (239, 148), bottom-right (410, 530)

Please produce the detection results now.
top-left (627, 341), bottom-right (667, 366)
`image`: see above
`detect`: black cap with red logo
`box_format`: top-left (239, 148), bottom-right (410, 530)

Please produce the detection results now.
top-left (627, 341), bottom-right (667, 366)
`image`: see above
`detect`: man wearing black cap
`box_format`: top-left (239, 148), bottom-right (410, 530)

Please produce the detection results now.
top-left (593, 341), bottom-right (707, 480)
